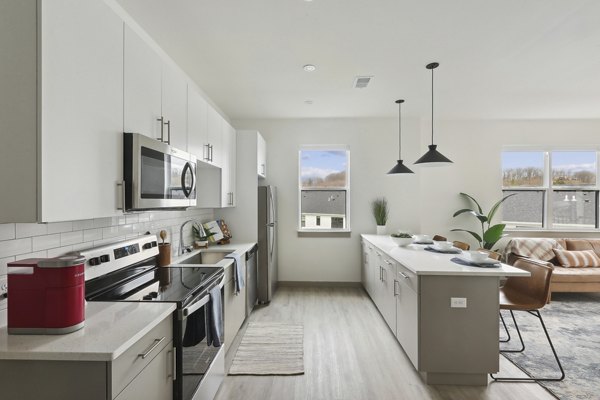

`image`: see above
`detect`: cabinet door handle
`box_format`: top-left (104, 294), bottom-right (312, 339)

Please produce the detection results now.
top-left (167, 348), bottom-right (175, 380)
top-left (382, 268), bottom-right (387, 282)
top-left (379, 266), bottom-right (382, 281)
top-left (157, 116), bottom-right (164, 142)
top-left (209, 144), bottom-right (214, 162)
top-left (261, 163), bottom-right (266, 175)
top-left (138, 337), bottom-right (165, 359)
top-left (400, 271), bottom-right (409, 280)
top-left (394, 280), bottom-right (399, 296)
top-left (164, 120), bottom-right (171, 145)
top-left (204, 144), bottom-right (210, 161)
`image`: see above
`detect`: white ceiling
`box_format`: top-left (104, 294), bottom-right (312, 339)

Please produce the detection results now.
top-left (116, 0), bottom-right (600, 120)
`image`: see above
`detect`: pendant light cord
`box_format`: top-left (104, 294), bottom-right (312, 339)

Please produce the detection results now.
top-left (398, 101), bottom-right (402, 159)
top-left (431, 67), bottom-right (434, 145)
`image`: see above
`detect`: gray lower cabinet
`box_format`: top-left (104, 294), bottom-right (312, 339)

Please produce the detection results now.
top-left (0, 314), bottom-right (174, 400)
top-left (114, 341), bottom-right (174, 400)
top-left (394, 264), bottom-right (419, 368)
top-left (361, 240), bottom-right (397, 335)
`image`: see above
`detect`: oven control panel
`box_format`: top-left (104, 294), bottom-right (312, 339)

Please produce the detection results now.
top-left (79, 236), bottom-right (159, 281)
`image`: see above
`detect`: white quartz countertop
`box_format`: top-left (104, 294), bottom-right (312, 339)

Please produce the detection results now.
top-left (362, 234), bottom-right (529, 277)
top-left (0, 301), bottom-right (175, 362)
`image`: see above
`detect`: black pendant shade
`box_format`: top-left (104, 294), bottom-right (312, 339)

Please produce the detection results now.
top-left (387, 99), bottom-right (414, 174)
top-left (414, 62), bottom-right (452, 166)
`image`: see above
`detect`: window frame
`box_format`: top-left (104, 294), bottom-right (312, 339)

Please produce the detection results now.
top-left (298, 145), bottom-right (351, 233)
top-left (502, 147), bottom-right (600, 231)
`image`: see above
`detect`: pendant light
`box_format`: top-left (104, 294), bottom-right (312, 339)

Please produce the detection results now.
top-left (414, 62), bottom-right (453, 166)
top-left (387, 99), bottom-right (414, 174)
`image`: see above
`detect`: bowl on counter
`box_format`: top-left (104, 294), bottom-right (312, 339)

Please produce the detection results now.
top-left (391, 236), bottom-right (414, 247)
top-left (434, 241), bottom-right (454, 251)
top-left (468, 250), bottom-right (489, 262)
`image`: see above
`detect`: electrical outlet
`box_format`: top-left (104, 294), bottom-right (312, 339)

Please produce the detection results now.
top-left (450, 297), bottom-right (467, 308)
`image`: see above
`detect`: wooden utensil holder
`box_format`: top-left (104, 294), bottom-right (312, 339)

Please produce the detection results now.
top-left (158, 243), bottom-right (171, 267)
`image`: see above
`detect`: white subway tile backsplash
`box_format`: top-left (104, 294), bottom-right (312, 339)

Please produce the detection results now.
top-left (17, 250), bottom-right (48, 259)
top-left (16, 223), bottom-right (48, 238)
top-left (60, 230), bottom-right (83, 246)
top-left (72, 241), bottom-right (94, 251)
top-left (47, 221), bottom-right (73, 234)
top-left (83, 228), bottom-right (103, 242)
top-left (0, 238), bottom-right (32, 258)
top-left (0, 210), bottom-right (213, 266)
top-left (0, 224), bottom-right (15, 241)
top-left (102, 226), bottom-right (121, 239)
top-left (93, 236), bottom-right (126, 247)
top-left (33, 234), bottom-right (61, 251)
top-left (93, 217), bottom-right (112, 228)
top-left (47, 245), bottom-right (73, 258)
top-left (72, 219), bottom-right (94, 230)
top-left (125, 214), bottom-right (139, 224)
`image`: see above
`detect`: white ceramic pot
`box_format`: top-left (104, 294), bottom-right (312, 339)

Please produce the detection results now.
top-left (376, 225), bottom-right (386, 235)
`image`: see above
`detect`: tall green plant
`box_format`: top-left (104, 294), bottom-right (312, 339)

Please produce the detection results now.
top-left (372, 197), bottom-right (389, 226)
top-left (451, 192), bottom-right (515, 250)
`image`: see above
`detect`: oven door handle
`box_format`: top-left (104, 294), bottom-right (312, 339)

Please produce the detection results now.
top-left (178, 276), bottom-right (225, 320)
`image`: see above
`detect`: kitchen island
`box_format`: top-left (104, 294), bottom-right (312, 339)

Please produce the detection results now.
top-left (361, 234), bottom-right (529, 385)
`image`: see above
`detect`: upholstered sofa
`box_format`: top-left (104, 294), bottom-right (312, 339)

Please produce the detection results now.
top-left (504, 238), bottom-right (600, 297)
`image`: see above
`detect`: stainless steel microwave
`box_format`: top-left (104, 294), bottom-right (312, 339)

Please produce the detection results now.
top-left (124, 132), bottom-right (196, 211)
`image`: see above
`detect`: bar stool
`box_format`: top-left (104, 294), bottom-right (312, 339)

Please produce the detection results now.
top-left (452, 241), bottom-right (470, 251)
top-left (490, 258), bottom-right (565, 382)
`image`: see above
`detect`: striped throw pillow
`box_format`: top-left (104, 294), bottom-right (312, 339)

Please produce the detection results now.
top-left (553, 249), bottom-right (600, 268)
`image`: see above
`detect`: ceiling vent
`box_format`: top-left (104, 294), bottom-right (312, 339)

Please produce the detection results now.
top-left (353, 76), bottom-right (373, 89)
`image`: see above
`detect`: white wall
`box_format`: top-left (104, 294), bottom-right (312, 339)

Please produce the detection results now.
top-left (418, 119), bottom-right (600, 248)
top-left (235, 117), bottom-right (600, 283)
top-left (233, 118), bottom-right (421, 283)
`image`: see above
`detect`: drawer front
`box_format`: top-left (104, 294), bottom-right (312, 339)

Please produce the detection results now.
top-left (396, 262), bottom-right (418, 293)
top-left (112, 316), bottom-right (173, 397)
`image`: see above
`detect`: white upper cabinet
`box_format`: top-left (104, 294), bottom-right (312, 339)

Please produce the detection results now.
top-left (187, 87), bottom-right (208, 161)
top-left (161, 64), bottom-right (188, 151)
top-left (221, 121), bottom-right (237, 207)
top-left (124, 27), bottom-right (188, 151)
top-left (123, 25), bottom-right (162, 140)
top-left (207, 106), bottom-right (223, 168)
top-left (39, 0), bottom-right (124, 222)
top-left (196, 117), bottom-right (236, 209)
top-left (257, 133), bottom-right (267, 178)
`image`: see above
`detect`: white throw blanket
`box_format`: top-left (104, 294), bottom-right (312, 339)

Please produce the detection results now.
top-left (504, 238), bottom-right (564, 262)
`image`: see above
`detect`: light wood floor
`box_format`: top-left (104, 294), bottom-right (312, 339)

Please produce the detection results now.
top-left (216, 286), bottom-right (555, 400)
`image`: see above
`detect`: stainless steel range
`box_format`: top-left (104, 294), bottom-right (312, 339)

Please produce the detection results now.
top-left (80, 235), bottom-right (225, 400)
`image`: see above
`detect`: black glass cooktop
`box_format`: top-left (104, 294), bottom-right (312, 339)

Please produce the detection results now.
top-left (86, 258), bottom-right (223, 307)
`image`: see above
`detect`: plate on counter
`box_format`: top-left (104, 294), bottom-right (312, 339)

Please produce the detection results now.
top-left (456, 253), bottom-right (500, 266)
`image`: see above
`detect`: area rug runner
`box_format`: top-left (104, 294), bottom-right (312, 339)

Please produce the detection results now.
top-left (500, 293), bottom-right (600, 400)
top-left (228, 322), bottom-right (304, 375)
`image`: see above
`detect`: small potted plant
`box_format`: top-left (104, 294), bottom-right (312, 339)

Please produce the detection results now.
top-left (372, 197), bottom-right (389, 235)
top-left (192, 223), bottom-right (215, 248)
top-left (391, 232), bottom-right (413, 247)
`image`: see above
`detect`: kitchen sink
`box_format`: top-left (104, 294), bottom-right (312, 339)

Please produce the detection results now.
top-left (176, 250), bottom-right (231, 265)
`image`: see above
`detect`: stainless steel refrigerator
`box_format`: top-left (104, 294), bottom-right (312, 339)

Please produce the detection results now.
top-left (258, 185), bottom-right (277, 303)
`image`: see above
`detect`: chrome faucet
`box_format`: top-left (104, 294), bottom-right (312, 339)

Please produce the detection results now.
top-left (178, 219), bottom-right (202, 256)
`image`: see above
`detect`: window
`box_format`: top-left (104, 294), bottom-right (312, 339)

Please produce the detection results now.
top-left (502, 149), bottom-right (599, 230)
top-left (299, 147), bottom-right (350, 231)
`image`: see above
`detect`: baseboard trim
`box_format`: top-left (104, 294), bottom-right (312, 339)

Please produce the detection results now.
top-left (278, 281), bottom-right (362, 288)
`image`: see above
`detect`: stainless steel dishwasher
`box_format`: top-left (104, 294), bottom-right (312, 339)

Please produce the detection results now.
top-left (246, 244), bottom-right (258, 316)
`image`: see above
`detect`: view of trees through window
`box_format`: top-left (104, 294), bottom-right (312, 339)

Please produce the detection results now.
top-left (502, 151), bottom-right (544, 187)
top-left (299, 149), bottom-right (349, 230)
top-left (502, 150), bottom-right (599, 230)
top-left (552, 151), bottom-right (596, 186)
